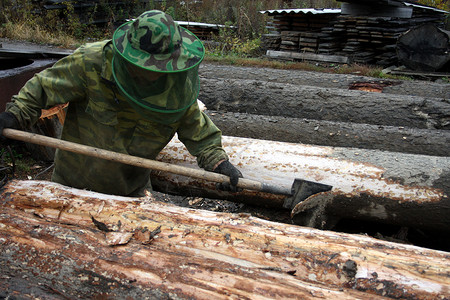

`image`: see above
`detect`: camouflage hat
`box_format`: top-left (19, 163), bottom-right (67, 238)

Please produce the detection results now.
top-left (113, 10), bottom-right (205, 72)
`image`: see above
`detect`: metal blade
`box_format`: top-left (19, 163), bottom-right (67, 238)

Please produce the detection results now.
top-left (283, 179), bottom-right (332, 210)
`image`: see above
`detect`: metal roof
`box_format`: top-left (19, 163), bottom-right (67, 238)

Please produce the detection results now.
top-left (259, 8), bottom-right (341, 16)
top-left (176, 21), bottom-right (233, 29)
top-left (403, 2), bottom-right (449, 14)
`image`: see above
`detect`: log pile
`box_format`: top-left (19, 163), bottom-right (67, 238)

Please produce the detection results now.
top-left (1, 180), bottom-right (449, 299)
top-left (271, 13), bottom-right (340, 53)
top-left (197, 63), bottom-right (449, 157)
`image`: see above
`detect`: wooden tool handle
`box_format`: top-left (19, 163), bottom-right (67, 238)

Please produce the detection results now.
top-left (3, 129), bottom-right (291, 195)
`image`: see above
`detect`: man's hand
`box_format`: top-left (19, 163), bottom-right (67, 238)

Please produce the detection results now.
top-left (213, 160), bottom-right (243, 192)
top-left (0, 112), bottom-right (19, 142)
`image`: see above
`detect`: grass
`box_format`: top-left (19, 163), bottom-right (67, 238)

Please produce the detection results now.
top-left (1, 22), bottom-right (80, 49)
top-left (204, 54), bottom-right (410, 79)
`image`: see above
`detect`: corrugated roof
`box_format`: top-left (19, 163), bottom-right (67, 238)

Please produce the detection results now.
top-left (177, 21), bottom-right (233, 29)
top-left (259, 8), bottom-right (341, 15)
top-left (403, 2), bottom-right (449, 14)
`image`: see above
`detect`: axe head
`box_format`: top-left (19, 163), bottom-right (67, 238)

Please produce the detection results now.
top-left (283, 179), bottom-right (332, 210)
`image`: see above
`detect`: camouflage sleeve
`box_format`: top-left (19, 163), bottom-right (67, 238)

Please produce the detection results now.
top-left (177, 102), bottom-right (228, 171)
top-left (6, 48), bottom-right (87, 129)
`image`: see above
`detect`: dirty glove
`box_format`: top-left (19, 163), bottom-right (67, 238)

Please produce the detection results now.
top-left (0, 112), bottom-right (19, 143)
top-left (213, 160), bottom-right (243, 192)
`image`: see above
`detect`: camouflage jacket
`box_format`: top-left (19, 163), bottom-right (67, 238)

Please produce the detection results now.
top-left (7, 40), bottom-right (228, 196)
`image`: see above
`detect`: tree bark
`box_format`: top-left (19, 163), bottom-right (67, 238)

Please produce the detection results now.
top-left (1, 180), bottom-right (449, 300)
top-left (206, 110), bottom-right (450, 157)
top-left (198, 78), bottom-right (450, 130)
top-left (198, 63), bottom-right (449, 99)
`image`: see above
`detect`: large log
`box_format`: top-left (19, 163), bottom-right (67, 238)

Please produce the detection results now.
top-left (1, 180), bottom-right (449, 299)
top-left (206, 110), bottom-right (450, 157)
top-left (198, 63), bottom-right (449, 99)
top-left (397, 24), bottom-right (450, 72)
top-left (152, 135), bottom-right (450, 233)
top-left (198, 78), bottom-right (450, 130)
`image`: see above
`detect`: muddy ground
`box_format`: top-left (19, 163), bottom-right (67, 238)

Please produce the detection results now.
top-left (1, 39), bottom-right (449, 250)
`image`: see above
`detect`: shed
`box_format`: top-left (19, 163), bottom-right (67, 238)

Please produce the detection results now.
top-left (261, 1), bottom-right (449, 68)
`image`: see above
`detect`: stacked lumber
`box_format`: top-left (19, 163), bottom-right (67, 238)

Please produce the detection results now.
top-left (1, 180), bottom-right (449, 299)
top-left (263, 4), bottom-right (448, 68)
top-left (336, 16), bottom-right (402, 65)
top-left (333, 11), bottom-right (446, 65)
top-left (280, 31), bottom-right (302, 51)
top-left (317, 23), bottom-right (344, 54)
top-left (260, 34), bottom-right (281, 51)
top-left (272, 13), bottom-right (291, 31)
top-left (299, 32), bottom-right (320, 52)
top-left (273, 13), bottom-right (339, 53)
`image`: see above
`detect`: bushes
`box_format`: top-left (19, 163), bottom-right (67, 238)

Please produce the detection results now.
top-left (0, 0), bottom-right (341, 55)
top-left (417, 0), bottom-right (449, 11)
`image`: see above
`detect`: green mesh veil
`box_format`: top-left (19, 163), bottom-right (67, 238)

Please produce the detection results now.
top-left (111, 10), bottom-right (204, 121)
top-left (111, 51), bottom-right (200, 114)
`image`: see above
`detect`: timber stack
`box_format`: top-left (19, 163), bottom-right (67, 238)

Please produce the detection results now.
top-left (261, 0), bottom-right (449, 69)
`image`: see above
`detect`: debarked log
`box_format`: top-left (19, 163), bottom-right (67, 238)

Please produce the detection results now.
top-left (1, 180), bottom-right (449, 299)
top-left (198, 78), bottom-right (450, 130)
top-left (206, 111), bottom-right (450, 157)
top-left (152, 135), bottom-right (450, 232)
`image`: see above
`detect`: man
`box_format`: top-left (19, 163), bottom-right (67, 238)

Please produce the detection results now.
top-left (0, 10), bottom-right (242, 196)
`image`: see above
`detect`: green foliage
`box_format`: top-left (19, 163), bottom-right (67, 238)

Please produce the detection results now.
top-left (1, 0), bottom-right (147, 43)
top-left (206, 36), bottom-right (262, 58)
top-left (1, 0), bottom-right (342, 44)
top-left (417, 0), bottom-right (449, 11)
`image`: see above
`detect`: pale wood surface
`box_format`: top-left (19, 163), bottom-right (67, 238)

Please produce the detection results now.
top-left (1, 180), bottom-right (449, 299)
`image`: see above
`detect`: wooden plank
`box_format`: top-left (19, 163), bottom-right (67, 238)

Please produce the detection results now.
top-left (266, 50), bottom-right (350, 63)
top-left (384, 66), bottom-right (450, 78)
